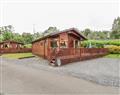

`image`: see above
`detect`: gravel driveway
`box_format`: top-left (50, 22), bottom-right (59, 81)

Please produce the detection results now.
top-left (1, 56), bottom-right (120, 87)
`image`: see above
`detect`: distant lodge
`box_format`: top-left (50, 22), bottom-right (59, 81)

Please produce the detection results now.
top-left (32, 28), bottom-right (108, 66)
top-left (0, 40), bottom-right (31, 53)
top-left (0, 40), bottom-right (23, 49)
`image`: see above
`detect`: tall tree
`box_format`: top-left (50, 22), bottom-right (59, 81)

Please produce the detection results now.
top-left (43, 27), bottom-right (59, 36)
top-left (111, 17), bottom-right (120, 39)
top-left (22, 32), bottom-right (33, 44)
top-left (33, 32), bottom-right (42, 40)
top-left (3, 31), bottom-right (14, 41)
top-left (81, 28), bottom-right (92, 39)
top-left (13, 33), bottom-right (24, 43)
top-left (0, 25), bottom-right (14, 41)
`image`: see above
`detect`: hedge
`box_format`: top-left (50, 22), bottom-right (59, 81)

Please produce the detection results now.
top-left (104, 45), bottom-right (120, 54)
top-left (82, 40), bottom-right (120, 48)
top-left (24, 44), bottom-right (32, 48)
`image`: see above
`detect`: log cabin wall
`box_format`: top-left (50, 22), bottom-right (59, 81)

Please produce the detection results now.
top-left (10, 43), bottom-right (20, 49)
top-left (32, 32), bottom-right (69, 59)
top-left (32, 40), bottom-right (45, 57)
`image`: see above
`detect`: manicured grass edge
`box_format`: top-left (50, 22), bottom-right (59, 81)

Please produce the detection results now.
top-left (104, 54), bottom-right (120, 58)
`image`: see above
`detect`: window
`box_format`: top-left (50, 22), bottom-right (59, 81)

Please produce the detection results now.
top-left (4, 44), bottom-right (9, 48)
top-left (51, 41), bottom-right (58, 48)
top-left (60, 41), bottom-right (67, 48)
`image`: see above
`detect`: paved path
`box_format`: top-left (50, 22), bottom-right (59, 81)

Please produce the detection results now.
top-left (0, 57), bottom-right (119, 95)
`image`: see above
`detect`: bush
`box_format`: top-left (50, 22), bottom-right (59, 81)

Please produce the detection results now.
top-left (24, 44), bottom-right (32, 48)
top-left (82, 40), bottom-right (120, 48)
top-left (104, 45), bottom-right (120, 54)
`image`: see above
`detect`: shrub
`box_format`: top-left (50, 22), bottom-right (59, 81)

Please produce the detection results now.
top-left (82, 40), bottom-right (120, 48)
top-left (24, 44), bottom-right (32, 48)
top-left (104, 45), bottom-right (120, 54)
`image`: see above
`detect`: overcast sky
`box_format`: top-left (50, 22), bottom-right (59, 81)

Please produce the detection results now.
top-left (0, 0), bottom-right (119, 34)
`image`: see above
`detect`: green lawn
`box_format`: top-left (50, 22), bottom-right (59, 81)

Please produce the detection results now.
top-left (2, 53), bottom-right (35, 59)
top-left (105, 54), bottom-right (120, 58)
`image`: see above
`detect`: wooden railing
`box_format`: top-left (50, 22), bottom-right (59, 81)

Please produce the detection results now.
top-left (49, 48), bottom-right (108, 60)
top-left (0, 48), bottom-right (32, 53)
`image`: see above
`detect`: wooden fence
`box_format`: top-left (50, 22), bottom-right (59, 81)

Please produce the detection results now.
top-left (0, 48), bottom-right (32, 54)
top-left (50, 48), bottom-right (108, 57)
top-left (49, 48), bottom-right (108, 65)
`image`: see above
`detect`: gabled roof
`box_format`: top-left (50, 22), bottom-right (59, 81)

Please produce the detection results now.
top-left (32, 28), bottom-right (87, 43)
top-left (0, 40), bottom-right (23, 45)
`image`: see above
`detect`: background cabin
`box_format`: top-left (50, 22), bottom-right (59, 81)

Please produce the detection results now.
top-left (0, 40), bottom-right (23, 49)
top-left (0, 40), bottom-right (31, 53)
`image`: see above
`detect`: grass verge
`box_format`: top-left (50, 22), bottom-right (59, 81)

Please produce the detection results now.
top-left (105, 54), bottom-right (120, 58)
top-left (2, 53), bottom-right (35, 59)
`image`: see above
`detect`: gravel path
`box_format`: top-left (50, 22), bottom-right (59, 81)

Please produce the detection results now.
top-left (1, 58), bottom-right (119, 94)
top-left (1, 56), bottom-right (120, 87)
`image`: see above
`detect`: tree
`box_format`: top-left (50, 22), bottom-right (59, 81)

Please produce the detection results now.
top-left (3, 31), bottom-right (14, 41)
top-left (43, 27), bottom-right (59, 36)
top-left (22, 32), bottom-right (33, 44)
top-left (0, 25), bottom-right (15, 41)
top-left (13, 33), bottom-right (24, 43)
top-left (0, 35), bottom-right (4, 42)
top-left (111, 17), bottom-right (120, 39)
top-left (33, 32), bottom-right (42, 40)
top-left (81, 28), bottom-right (92, 39)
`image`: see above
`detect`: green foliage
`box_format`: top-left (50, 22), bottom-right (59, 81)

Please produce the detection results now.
top-left (105, 54), bottom-right (120, 58)
top-left (111, 17), bottom-right (120, 39)
top-left (82, 40), bottom-right (120, 54)
top-left (81, 28), bottom-right (91, 38)
top-left (0, 25), bottom-right (35, 44)
top-left (104, 45), bottom-right (120, 54)
top-left (33, 32), bottom-right (42, 40)
top-left (81, 29), bottom-right (110, 40)
top-left (0, 35), bottom-right (4, 42)
top-left (2, 53), bottom-right (34, 59)
top-left (13, 33), bottom-right (24, 43)
top-left (43, 27), bottom-right (59, 36)
top-left (82, 40), bottom-right (120, 48)
top-left (3, 31), bottom-right (14, 41)
top-left (24, 44), bottom-right (32, 48)
top-left (22, 33), bottom-right (33, 44)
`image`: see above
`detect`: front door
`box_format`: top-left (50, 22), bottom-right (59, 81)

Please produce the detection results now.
top-left (69, 40), bottom-right (74, 48)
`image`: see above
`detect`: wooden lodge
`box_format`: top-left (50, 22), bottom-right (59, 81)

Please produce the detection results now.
top-left (0, 40), bottom-right (23, 49)
top-left (0, 40), bottom-right (31, 53)
top-left (32, 28), bottom-right (108, 66)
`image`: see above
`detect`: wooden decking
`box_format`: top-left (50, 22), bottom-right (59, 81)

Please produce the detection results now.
top-left (49, 48), bottom-right (108, 66)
